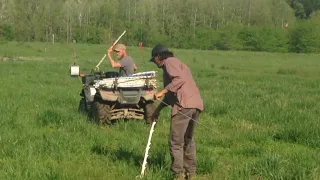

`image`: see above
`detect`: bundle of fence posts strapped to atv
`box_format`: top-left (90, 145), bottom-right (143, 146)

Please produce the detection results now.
top-left (92, 71), bottom-right (158, 89)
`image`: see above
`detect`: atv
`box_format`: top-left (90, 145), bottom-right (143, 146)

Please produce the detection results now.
top-left (71, 65), bottom-right (158, 125)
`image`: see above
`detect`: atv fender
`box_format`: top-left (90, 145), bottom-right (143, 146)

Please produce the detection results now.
top-left (83, 85), bottom-right (96, 103)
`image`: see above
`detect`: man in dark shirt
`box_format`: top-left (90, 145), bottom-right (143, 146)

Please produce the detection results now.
top-left (149, 44), bottom-right (204, 180)
top-left (107, 43), bottom-right (137, 76)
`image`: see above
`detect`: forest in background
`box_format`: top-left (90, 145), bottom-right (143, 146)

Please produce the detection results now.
top-left (0, 0), bottom-right (320, 53)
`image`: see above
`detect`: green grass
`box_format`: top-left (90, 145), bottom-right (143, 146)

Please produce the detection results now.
top-left (1, 41), bottom-right (320, 180)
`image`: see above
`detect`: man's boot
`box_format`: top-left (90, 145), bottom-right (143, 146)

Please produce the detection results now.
top-left (174, 173), bottom-right (185, 180)
top-left (185, 172), bottom-right (194, 180)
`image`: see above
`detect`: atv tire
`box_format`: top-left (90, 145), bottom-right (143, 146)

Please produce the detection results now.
top-left (144, 102), bottom-right (157, 124)
top-left (79, 98), bottom-right (87, 114)
top-left (91, 99), bottom-right (112, 125)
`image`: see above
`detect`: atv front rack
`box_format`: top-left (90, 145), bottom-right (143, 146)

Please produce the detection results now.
top-left (93, 71), bottom-right (158, 89)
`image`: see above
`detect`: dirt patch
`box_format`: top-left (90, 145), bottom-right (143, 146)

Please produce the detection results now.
top-left (0, 56), bottom-right (56, 61)
top-left (223, 163), bottom-right (233, 170)
top-left (235, 120), bottom-right (279, 132)
top-left (0, 57), bottom-right (12, 61)
top-left (235, 121), bottom-right (254, 130)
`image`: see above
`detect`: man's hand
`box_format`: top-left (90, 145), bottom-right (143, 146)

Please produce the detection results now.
top-left (154, 92), bottom-right (164, 100)
top-left (107, 47), bottom-right (113, 55)
top-left (154, 89), bottom-right (168, 100)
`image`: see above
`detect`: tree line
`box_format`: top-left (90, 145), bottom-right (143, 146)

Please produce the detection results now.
top-left (0, 0), bottom-right (320, 53)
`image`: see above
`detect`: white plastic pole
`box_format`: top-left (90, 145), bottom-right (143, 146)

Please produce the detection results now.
top-left (139, 121), bottom-right (157, 178)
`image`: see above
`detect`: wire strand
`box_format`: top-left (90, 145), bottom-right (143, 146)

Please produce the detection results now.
top-left (157, 100), bottom-right (221, 135)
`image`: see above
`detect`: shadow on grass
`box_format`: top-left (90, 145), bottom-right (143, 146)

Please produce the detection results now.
top-left (86, 114), bottom-right (149, 127)
top-left (91, 144), bottom-right (167, 169)
top-left (277, 68), bottom-right (300, 75)
top-left (91, 144), bottom-right (217, 176)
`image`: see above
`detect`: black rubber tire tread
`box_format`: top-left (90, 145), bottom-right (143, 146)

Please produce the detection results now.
top-left (144, 102), bottom-right (157, 124)
top-left (91, 99), bottom-right (112, 125)
top-left (79, 98), bottom-right (87, 114)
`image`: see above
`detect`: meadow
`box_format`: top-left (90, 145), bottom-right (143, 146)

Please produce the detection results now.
top-left (0, 42), bottom-right (319, 180)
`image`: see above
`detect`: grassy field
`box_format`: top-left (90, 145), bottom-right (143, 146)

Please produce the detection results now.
top-left (0, 41), bottom-right (320, 180)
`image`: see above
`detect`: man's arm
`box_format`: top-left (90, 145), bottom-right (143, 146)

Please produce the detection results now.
top-left (164, 60), bottom-right (185, 93)
top-left (155, 88), bottom-right (168, 100)
top-left (154, 59), bottom-right (185, 101)
top-left (107, 48), bottom-right (121, 68)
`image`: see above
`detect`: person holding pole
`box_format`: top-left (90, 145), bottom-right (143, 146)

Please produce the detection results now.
top-left (149, 44), bottom-right (204, 180)
top-left (107, 43), bottom-right (138, 76)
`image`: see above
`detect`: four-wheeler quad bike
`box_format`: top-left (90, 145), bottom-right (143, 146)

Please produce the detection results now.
top-left (75, 69), bottom-right (158, 125)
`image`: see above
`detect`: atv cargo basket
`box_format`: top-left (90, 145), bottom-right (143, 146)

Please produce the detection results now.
top-left (93, 71), bottom-right (157, 89)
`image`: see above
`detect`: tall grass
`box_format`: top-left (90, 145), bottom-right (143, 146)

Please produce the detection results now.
top-left (0, 42), bottom-right (320, 180)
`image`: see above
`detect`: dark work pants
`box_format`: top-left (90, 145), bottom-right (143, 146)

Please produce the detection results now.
top-left (169, 108), bottom-right (200, 176)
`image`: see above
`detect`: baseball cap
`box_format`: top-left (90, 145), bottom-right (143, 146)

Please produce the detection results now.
top-left (149, 44), bottom-right (169, 61)
top-left (114, 44), bottom-right (126, 52)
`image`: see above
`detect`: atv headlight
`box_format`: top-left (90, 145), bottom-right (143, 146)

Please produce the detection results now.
top-left (90, 87), bottom-right (96, 96)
